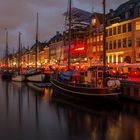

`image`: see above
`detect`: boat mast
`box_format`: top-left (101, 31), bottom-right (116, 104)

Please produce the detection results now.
top-left (18, 32), bottom-right (22, 74)
top-left (103, 0), bottom-right (106, 82)
top-left (68, 0), bottom-right (72, 70)
top-left (35, 12), bottom-right (39, 69)
top-left (5, 28), bottom-right (8, 68)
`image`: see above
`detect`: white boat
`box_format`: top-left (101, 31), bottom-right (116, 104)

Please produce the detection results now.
top-left (26, 72), bottom-right (46, 82)
top-left (12, 74), bottom-right (25, 82)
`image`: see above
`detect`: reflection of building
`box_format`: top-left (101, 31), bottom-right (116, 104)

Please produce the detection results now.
top-left (106, 0), bottom-right (140, 65)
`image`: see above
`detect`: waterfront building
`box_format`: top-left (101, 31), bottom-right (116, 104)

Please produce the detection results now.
top-left (48, 31), bottom-right (64, 68)
top-left (63, 7), bottom-right (92, 69)
top-left (28, 41), bottom-right (46, 68)
top-left (43, 44), bottom-right (50, 68)
top-left (87, 12), bottom-right (104, 67)
top-left (106, 0), bottom-right (140, 67)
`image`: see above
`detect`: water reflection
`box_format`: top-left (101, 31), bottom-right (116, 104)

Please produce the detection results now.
top-left (50, 96), bottom-right (121, 140)
top-left (0, 79), bottom-right (139, 140)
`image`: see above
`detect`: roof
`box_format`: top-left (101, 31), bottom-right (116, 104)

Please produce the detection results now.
top-left (107, 0), bottom-right (140, 23)
top-left (64, 7), bottom-right (92, 23)
top-left (48, 32), bottom-right (64, 44)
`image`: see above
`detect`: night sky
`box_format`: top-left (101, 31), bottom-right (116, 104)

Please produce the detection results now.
top-left (0, 0), bottom-right (128, 56)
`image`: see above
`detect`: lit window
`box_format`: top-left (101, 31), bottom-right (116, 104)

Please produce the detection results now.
top-left (123, 38), bottom-right (126, 48)
top-left (97, 36), bottom-right (99, 42)
top-left (92, 18), bottom-right (96, 26)
top-left (90, 38), bottom-right (92, 43)
top-left (136, 38), bottom-right (140, 47)
top-left (136, 21), bottom-right (140, 30)
top-left (100, 35), bottom-right (103, 41)
top-left (128, 37), bottom-right (132, 47)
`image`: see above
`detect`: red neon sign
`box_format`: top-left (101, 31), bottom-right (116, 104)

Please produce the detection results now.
top-left (75, 47), bottom-right (84, 51)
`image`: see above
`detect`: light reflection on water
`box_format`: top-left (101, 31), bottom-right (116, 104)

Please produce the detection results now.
top-left (0, 79), bottom-right (139, 140)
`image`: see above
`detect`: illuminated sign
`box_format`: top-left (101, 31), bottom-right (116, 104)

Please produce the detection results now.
top-left (75, 47), bottom-right (84, 51)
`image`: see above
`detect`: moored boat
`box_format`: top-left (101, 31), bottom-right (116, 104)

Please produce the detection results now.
top-left (25, 68), bottom-right (48, 82)
top-left (12, 74), bottom-right (25, 82)
top-left (51, 69), bottom-right (121, 103)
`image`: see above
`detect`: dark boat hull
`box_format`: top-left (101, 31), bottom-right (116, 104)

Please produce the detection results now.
top-left (1, 72), bottom-right (12, 80)
top-left (51, 79), bottom-right (121, 104)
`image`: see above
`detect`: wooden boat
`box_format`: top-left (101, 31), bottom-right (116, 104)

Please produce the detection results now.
top-left (12, 74), bottom-right (25, 82)
top-left (25, 68), bottom-right (47, 82)
top-left (51, 75), bottom-right (121, 103)
top-left (1, 70), bottom-right (13, 80)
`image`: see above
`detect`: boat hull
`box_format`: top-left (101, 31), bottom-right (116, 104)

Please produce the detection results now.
top-left (1, 72), bottom-right (12, 80)
top-left (12, 75), bottom-right (25, 82)
top-left (51, 79), bottom-right (121, 103)
top-left (26, 73), bottom-right (46, 82)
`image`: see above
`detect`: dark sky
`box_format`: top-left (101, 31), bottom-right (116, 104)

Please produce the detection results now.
top-left (0, 0), bottom-right (127, 56)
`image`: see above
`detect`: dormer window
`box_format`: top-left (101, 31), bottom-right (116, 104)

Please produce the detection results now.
top-left (91, 18), bottom-right (96, 26)
top-left (125, 12), bottom-right (129, 19)
top-left (138, 6), bottom-right (140, 15)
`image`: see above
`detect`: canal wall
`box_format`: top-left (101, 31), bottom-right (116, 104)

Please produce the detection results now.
top-left (121, 79), bottom-right (140, 101)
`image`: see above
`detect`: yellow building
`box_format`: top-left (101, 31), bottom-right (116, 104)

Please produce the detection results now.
top-left (106, 0), bottom-right (140, 66)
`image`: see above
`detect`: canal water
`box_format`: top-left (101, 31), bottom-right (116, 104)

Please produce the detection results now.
top-left (0, 79), bottom-right (139, 140)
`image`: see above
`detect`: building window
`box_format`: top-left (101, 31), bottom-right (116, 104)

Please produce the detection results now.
top-left (118, 55), bottom-right (121, 63)
top-left (136, 21), bottom-right (140, 30)
top-left (123, 38), bottom-right (126, 48)
top-left (97, 36), bottom-right (99, 42)
top-left (128, 37), bottom-right (132, 47)
top-left (113, 27), bottom-right (116, 35)
top-left (109, 28), bottom-right (112, 36)
top-left (109, 42), bottom-right (112, 50)
top-left (123, 24), bottom-right (126, 33)
top-left (109, 56), bottom-right (112, 63)
top-left (136, 38), bottom-right (140, 47)
top-left (138, 6), bottom-right (140, 15)
top-left (113, 40), bottom-right (116, 49)
top-left (118, 26), bottom-right (121, 34)
top-left (100, 35), bottom-right (103, 41)
top-left (90, 37), bottom-right (92, 43)
top-left (137, 53), bottom-right (140, 59)
top-left (125, 12), bottom-right (129, 19)
top-left (114, 55), bottom-right (116, 63)
top-left (128, 23), bottom-right (132, 32)
top-left (118, 39), bottom-right (121, 48)
top-left (106, 29), bottom-right (108, 37)
top-left (106, 42), bottom-right (108, 50)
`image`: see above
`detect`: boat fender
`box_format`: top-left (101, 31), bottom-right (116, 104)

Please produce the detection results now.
top-left (115, 80), bottom-right (121, 88)
top-left (107, 80), bottom-right (115, 88)
top-left (97, 78), bottom-right (103, 87)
